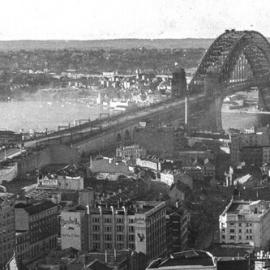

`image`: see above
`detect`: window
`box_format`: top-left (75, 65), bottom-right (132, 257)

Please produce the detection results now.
top-left (92, 217), bottom-right (99, 223)
top-left (117, 218), bottom-right (123, 223)
top-left (239, 229), bottom-right (242, 233)
top-left (230, 235), bottom-right (235, 240)
top-left (117, 234), bottom-right (124, 241)
top-left (128, 243), bottom-right (135, 249)
top-left (93, 234), bottom-right (100, 241)
top-left (104, 234), bottom-right (112, 241)
top-left (229, 229), bottom-right (235, 233)
top-left (93, 243), bottom-right (100, 250)
top-left (104, 226), bottom-right (112, 232)
top-left (117, 225), bottom-right (123, 232)
top-left (129, 235), bottom-right (135, 241)
top-left (129, 226), bottom-right (134, 233)
top-left (93, 225), bottom-right (99, 232)
top-left (105, 243), bottom-right (112, 249)
top-left (104, 218), bottom-right (112, 223)
top-left (239, 223), bottom-right (242, 227)
top-left (116, 243), bottom-right (123, 249)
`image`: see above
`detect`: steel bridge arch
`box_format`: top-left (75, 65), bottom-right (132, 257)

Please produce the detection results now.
top-left (189, 30), bottom-right (270, 92)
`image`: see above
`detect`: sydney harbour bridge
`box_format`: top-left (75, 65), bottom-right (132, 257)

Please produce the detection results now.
top-left (22, 29), bottom-right (270, 154)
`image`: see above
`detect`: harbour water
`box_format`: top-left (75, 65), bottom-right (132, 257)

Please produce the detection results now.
top-left (0, 98), bottom-right (269, 134)
top-left (0, 100), bottom-right (110, 132)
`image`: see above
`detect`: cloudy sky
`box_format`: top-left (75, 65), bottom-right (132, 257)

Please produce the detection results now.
top-left (1, 0), bottom-right (270, 40)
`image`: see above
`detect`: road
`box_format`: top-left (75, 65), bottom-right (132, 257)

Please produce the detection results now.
top-left (25, 93), bottom-right (205, 147)
top-left (0, 148), bottom-right (26, 162)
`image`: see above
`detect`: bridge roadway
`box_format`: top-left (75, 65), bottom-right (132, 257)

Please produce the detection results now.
top-left (23, 93), bottom-right (205, 149)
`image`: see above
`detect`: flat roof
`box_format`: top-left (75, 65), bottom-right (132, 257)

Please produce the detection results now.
top-left (15, 200), bottom-right (57, 215)
top-left (147, 250), bottom-right (215, 268)
top-left (227, 201), bottom-right (250, 214)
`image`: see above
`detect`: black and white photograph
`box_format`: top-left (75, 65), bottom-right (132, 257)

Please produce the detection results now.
top-left (0, 1), bottom-right (270, 269)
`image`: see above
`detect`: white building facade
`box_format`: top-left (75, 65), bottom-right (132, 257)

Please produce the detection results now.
top-left (219, 200), bottom-right (270, 248)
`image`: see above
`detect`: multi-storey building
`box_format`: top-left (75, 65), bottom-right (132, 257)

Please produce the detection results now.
top-left (219, 199), bottom-right (270, 248)
top-left (60, 205), bottom-right (89, 251)
top-left (166, 205), bottom-right (190, 252)
top-left (87, 201), bottom-right (166, 262)
top-left (15, 200), bottom-right (59, 265)
top-left (230, 126), bottom-right (270, 165)
top-left (0, 192), bottom-right (16, 268)
top-left (15, 230), bottom-right (29, 268)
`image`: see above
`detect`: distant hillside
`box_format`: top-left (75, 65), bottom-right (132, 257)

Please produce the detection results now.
top-left (0, 39), bottom-right (215, 51)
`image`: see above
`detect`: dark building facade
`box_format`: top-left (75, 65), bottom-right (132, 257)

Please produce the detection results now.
top-left (171, 67), bottom-right (187, 98)
top-left (0, 193), bottom-right (16, 268)
top-left (15, 200), bottom-right (59, 267)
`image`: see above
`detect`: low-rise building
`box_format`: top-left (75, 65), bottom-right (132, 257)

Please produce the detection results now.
top-left (203, 160), bottom-right (215, 178)
top-left (160, 170), bottom-right (193, 188)
top-left (116, 144), bottom-right (146, 163)
top-left (90, 157), bottom-right (134, 180)
top-left (177, 150), bottom-right (214, 166)
top-left (37, 175), bottom-right (84, 191)
top-left (136, 157), bottom-right (161, 172)
top-left (219, 199), bottom-right (270, 248)
top-left (240, 146), bottom-right (263, 166)
top-left (169, 182), bottom-right (192, 204)
top-left (182, 166), bottom-right (204, 181)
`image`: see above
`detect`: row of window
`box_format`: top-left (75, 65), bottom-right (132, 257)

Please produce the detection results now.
top-left (227, 228), bottom-right (253, 234)
top-left (92, 217), bottom-right (134, 224)
top-left (92, 234), bottom-right (135, 242)
top-left (228, 222), bottom-right (253, 227)
top-left (92, 225), bottom-right (134, 233)
top-left (92, 242), bottom-right (135, 250)
top-left (222, 234), bottom-right (253, 240)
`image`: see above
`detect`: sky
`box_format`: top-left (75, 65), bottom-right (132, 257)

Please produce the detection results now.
top-left (1, 0), bottom-right (270, 40)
